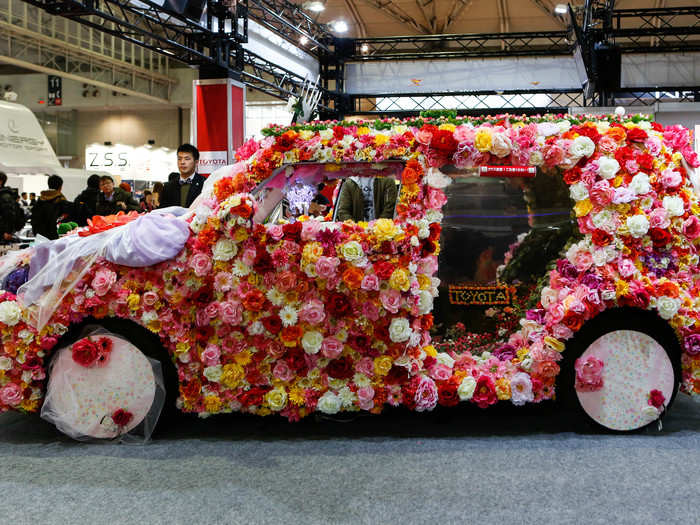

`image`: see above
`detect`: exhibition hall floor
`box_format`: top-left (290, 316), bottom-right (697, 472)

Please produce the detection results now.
top-left (1, 397), bottom-right (698, 525)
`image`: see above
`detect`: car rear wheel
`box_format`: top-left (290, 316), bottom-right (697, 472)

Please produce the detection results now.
top-left (562, 308), bottom-right (682, 432)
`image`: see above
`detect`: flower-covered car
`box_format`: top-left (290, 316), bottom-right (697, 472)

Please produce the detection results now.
top-left (1, 113), bottom-right (699, 437)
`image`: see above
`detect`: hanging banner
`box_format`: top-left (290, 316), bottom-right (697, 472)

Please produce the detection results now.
top-left (192, 78), bottom-right (246, 175)
top-left (479, 165), bottom-right (536, 178)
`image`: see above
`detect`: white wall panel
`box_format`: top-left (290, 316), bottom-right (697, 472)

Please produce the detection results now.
top-left (622, 53), bottom-right (700, 88)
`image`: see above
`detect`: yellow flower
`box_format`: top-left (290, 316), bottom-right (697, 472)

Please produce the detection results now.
top-left (416, 274), bottom-right (431, 290)
top-left (302, 242), bottom-right (323, 263)
top-left (204, 395), bottom-right (222, 413)
top-left (516, 347), bottom-right (530, 360)
top-left (373, 218), bottom-right (399, 242)
top-left (356, 126), bottom-right (371, 136)
top-left (298, 129), bottom-right (314, 140)
top-left (234, 227), bottom-right (249, 242)
top-left (612, 176), bottom-right (623, 188)
top-left (474, 129), bottom-right (493, 152)
top-left (495, 378), bottom-right (511, 400)
top-left (423, 344), bottom-right (437, 357)
top-left (389, 268), bottom-right (411, 291)
top-left (615, 279), bottom-right (630, 297)
top-left (175, 341), bottom-right (190, 354)
top-left (574, 199), bottom-right (593, 217)
top-left (127, 294), bottom-right (140, 310)
top-left (289, 386), bottom-right (306, 405)
top-left (544, 337), bottom-right (565, 352)
top-left (374, 133), bottom-right (390, 146)
top-left (264, 387), bottom-right (288, 411)
top-left (392, 125), bottom-right (408, 134)
top-left (234, 350), bottom-right (252, 367)
top-left (220, 363), bottom-right (245, 389)
top-left (373, 356), bottom-right (393, 376)
top-left (438, 123), bottom-right (456, 132)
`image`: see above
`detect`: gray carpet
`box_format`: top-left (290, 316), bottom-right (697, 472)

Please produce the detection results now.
top-left (1, 395), bottom-right (698, 525)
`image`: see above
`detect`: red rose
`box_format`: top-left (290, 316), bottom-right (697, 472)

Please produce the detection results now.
top-left (421, 239), bottom-right (437, 256)
top-left (562, 310), bottom-right (584, 332)
top-left (285, 348), bottom-right (307, 374)
top-left (71, 338), bottom-right (99, 367)
top-left (112, 408), bottom-right (133, 427)
top-left (649, 228), bottom-right (672, 247)
top-left (348, 334), bottom-right (375, 356)
top-left (563, 167), bottom-right (582, 185)
top-left (437, 379), bottom-right (460, 407)
top-left (239, 386), bottom-right (271, 407)
top-left (591, 229), bottom-right (613, 247)
top-left (385, 365), bottom-right (408, 385)
top-left (333, 125), bottom-right (345, 140)
top-left (428, 223), bottom-right (441, 242)
top-left (253, 249), bottom-right (274, 274)
top-left (282, 221), bottom-right (302, 241)
top-left (618, 289), bottom-right (650, 309)
top-left (430, 129), bottom-right (458, 154)
top-left (373, 261), bottom-right (395, 280)
top-left (648, 389), bottom-right (666, 409)
top-left (626, 127), bottom-right (648, 143)
top-left (242, 289), bottom-right (266, 311)
top-left (637, 153), bottom-right (654, 171)
top-left (325, 356), bottom-right (354, 379)
top-left (472, 375), bottom-right (498, 408)
top-left (326, 292), bottom-right (351, 317)
top-left (261, 315), bottom-right (282, 334)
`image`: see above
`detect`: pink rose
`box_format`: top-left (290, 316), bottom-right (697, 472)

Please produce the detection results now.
top-left (321, 337), bottom-right (344, 359)
top-left (361, 274), bottom-right (380, 291)
top-left (625, 159), bottom-right (639, 175)
top-left (241, 248), bottom-right (256, 266)
top-left (219, 301), bottom-right (242, 325)
top-left (414, 376), bottom-right (438, 412)
top-left (417, 255), bottom-right (438, 275)
top-left (0, 383), bottom-right (23, 406)
top-left (618, 258), bottom-right (636, 278)
top-left (574, 251), bottom-right (593, 272)
top-left (380, 289), bottom-right (402, 314)
top-left (267, 224), bottom-right (284, 241)
top-left (415, 129), bottom-right (432, 146)
top-left (660, 169), bottom-right (682, 189)
top-left (590, 181), bottom-right (614, 207)
top-left (357, 386), bottom-right (375, 410)
top-left (361, 301), bottom-right (379, 321)
top-left (276, 271), bottom-right (297, 292)
top-left (189, 253), bottom-right (212, 277)
top-left (545, 303), bottom-right (565, 325)
top-left (648, 207), bottom-right (670, 229)
top-left (426, 187), bottom-right (447, 209)
top-left (315, 256), bottom-right (340, 279)
top-left (428, 363), bottom-right (451, 381)
top-left (574, 355), bottom-right (604, 392)
top-left (552, 323), bottom-right (574, 340)
top-left (142, 291), bottom-right (159, 306)
top-left (682, 215), bottom-right (700, 240)
top-left (598, 135), bottom-right (618, 154)
top-left (453, 125), bottom-right (475, 143)
top-left (356, 357), bottom-right (375, 377)
top-left (299, 299), bottom-right (326, 325)
top-left (195, 309), bottom-right (209, 327)
top-left (201, 344), bottom-right (221, 366)
top-left (301, 220), bottom-right (322, 241)
top-left (91, 269), bottom-right (117, 297)
top-left (273, 361), bottom-right (295, 382)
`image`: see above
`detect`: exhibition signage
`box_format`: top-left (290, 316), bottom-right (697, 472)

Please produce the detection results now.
top-left (0, 100), bottom-right (60, 169)
top-left (85, 143), bottom-right (177, 182)
top-left (192, 78), bottom-right (246, 175)
top-left (479, 165), bottom-right (536, 177)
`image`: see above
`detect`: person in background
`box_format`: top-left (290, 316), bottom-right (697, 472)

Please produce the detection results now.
top-left (0, 172), bottom-right (25, 241)
top-left (335, 176), bottom-right (398, 222)
top-left (96, 175), bottom-right (139, 216)
top-left (20, 192), bottom-right (30, 207)
top-left (159, 144), bottom-right (205, 208)
top-left (29, 193), bottom-right (36, 208)
top-left (31, 174), bottom-right (74, 240)
top-left (151, 182), bottom-right (164, 208)
top-left (140, 190), bottom-right (156, 212)
top-left (74, 174), bottom-right (101, 225)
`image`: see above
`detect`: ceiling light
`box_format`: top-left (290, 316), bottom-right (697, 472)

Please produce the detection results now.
top-left (302, 1), bottom-right (325, 12)
top-left (360, 43), bottom-right (369, 54)
top-left (300, 35), bottom-right (309, 45)
top-left (331, 20), bottom-right (348, 33)
top-left (554, 4), bottom-right (568, 15)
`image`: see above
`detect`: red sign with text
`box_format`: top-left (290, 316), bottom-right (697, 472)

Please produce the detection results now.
top-left (192, 79), bottom-right (245, 175)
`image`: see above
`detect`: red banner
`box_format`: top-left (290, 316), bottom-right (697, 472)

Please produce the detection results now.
top-left (479, 165), bottom-right (536, 178)
top-left (192, 79), bottom-right (246, 175)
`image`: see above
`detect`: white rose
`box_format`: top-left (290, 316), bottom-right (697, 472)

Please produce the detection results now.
top-left (0, 301), bottom-right (22, 326)
top-left (570, 135), bottom-right (595, 158)
top-left (490, 134), bottom-right (512, 158)
top-left (301, 330), bottom-right (323, 354)
top-left (340, 241), bottom-right (364, 262)
top-left (203, 365), bottom-right (223, 383)
top-left (393, 125), bottom-right (408, 135)
top-left (558, 120), bottom-right (572, 133)
top-left (592, 209), bottom-right (615, 232)
top-left (569, 182), bottom-right (589, 202)
top-left (657, 296), bottom-right (681, 320)
top-left (424, 168), bottom-right (452, 189)
top-left (436, 352), bottom-right (455, 368)
top-left (248, 321), bottom-right (264, 335)
top-left (457, 376), bottom-right (477, 401)
top-left (319, 128), bottom-right (333, 141)
top-left (529, 150), bottom-right (544, 166)
top-left (317, 391), bottom-right (342, 414)
top-left (213, 239), bottom-right (238, 261)
top-left (630, 172), bottom-right (651, 195)
top-left (598, 156), bottom-right (620, 180)
top-left (626, 215), bottom-right (649, 238)
top-left (540, 286), bottom-right (558, 308)
top-left (0, 356), bottom-right (13, 370)
top-left (417, 290), bottom-right (434, 315)
top-left (389, 318), bottom-right (412, 343)
top-left (338, 386), bottom-right (357, 407)
top-left (592, 249), bottom-right (608, 266)
top-left (424, 210), bottom-right (443, 223)
top-left (663, 196), bottom-right (685, 217)
top-left (264, 387), bottom-right (288, 412)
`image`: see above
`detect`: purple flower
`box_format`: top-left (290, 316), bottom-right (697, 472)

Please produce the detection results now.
top-left (556, 260), bottom-right (579, 280)
top-left (581, 273), bottom-right (603, 290)
top-left (493, 344), bottom-right (516, 361)
top-left (526, 309), bottom-right (546, 324)
top-left (683, 334), bottom-right (700, 356)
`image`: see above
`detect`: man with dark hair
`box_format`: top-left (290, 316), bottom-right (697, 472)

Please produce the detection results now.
top-left (0, 171), bottom-right (26, 241)
top-left (160, 143), bottom-right (205, 208)
top-left (31, 174), bottom-right (74, 240)
top-left (74, 174), bottom-right (101, 225)
top-left (29, 193), bottom-right (36, 207)
top-left (96, 175), bottom-right (139, 216)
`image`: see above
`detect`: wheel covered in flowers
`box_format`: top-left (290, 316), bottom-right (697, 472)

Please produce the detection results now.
top-left (563, 308), bottom-right (682, 432)
top-left (40, 320), bottom-right (169, 441)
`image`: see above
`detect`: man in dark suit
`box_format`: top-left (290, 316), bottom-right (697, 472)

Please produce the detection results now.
top-left (159, 144), bottom-right (205, 208)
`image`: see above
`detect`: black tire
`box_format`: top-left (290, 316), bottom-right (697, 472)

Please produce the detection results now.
top-left (559, 307), bottom-right (682, 433)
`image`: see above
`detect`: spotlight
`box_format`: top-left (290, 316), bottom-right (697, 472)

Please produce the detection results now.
top-left (360, 43), bottom-right (369, 54)
top-left (554, 4), bottom-right (567, 15)
top-left (302, 1), bottom-right (324, 12)
top-left (331, 20), bottom-right (348, 33)
top-left (300, 35), bottom-right (309, 45)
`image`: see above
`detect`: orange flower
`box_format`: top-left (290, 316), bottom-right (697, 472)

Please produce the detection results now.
top-left (606, 126), bottom-right (626, 143)
top-left (402, 167), bottom-right (420, 184)
top-left (214, 177), bottom-right (237, 202)
top-left (342, 267), bottom-right (364, 289)
top-left (242, 289), bottom-right (266, 311)
top-left (657, 281), bottom-right (680, 298)
top-left (280, 325), bottom-right (303, 347)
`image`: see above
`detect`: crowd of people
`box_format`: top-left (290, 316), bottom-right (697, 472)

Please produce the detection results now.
top-left (0, 143), bottom-right (204, 242)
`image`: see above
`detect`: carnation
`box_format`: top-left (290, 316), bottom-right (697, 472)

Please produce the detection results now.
top-left (570, 135), bottom-right (595, 158)
top-left (0, 300), bottom-right (22, 326)
top-left (629, 172), bottom-right (651, 195)
top-left (662, 195), bottom-right (685, 217)
top-left (626, 214), bottom-right (649, 238)
top-left (597, 156), bottom-right (620, 179)
top-left (340, 241), bottom-right (364, 262)
top-left (414, 376), bottom-right (438, 411)
top-left (569, 182), bottom-right (589, 202)
top-left (389, 317), bottom-right (412, 343)
top-left (212, 239), bottom-right (238, 261)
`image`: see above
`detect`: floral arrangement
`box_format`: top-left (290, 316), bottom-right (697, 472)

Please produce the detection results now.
top-left (71, 336), bottom-right (113, 367)
top-left (0, 113), bottom-right (699, 422)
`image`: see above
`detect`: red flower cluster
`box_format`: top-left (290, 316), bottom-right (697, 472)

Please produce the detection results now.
top-left (71, 337), bottom-right (113, 368)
